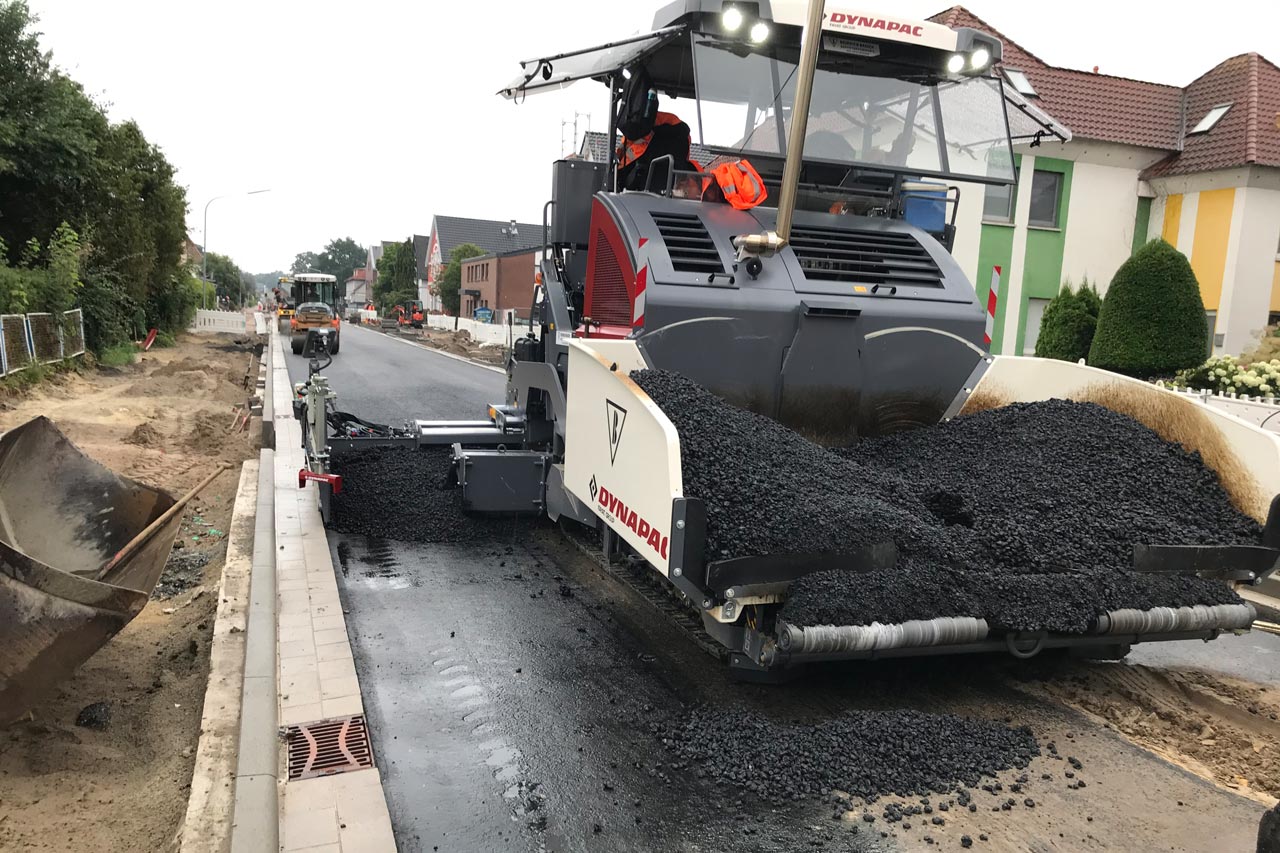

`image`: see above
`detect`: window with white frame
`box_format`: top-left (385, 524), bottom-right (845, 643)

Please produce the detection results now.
top-left (1190, 104), bottom-right (1231, 134)
top-left (1004, 69), bottom-right (1037, 97)
top-left (983, 182), bottom-right (1015, 223)
top-left (1023, 297), bottom-right (1050, 355)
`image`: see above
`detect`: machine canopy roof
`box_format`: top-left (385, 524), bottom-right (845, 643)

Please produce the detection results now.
top-left (499, 26), bottom-right (686, 99)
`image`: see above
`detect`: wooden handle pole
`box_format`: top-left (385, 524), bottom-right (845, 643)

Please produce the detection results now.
top-left (96, 462), bottom-right (232, 581)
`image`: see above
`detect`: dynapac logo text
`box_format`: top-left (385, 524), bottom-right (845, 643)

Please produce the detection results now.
top-left (596, 484), bottom-right (669, 560)
top-left (829, 13), bottom-right (924, 37)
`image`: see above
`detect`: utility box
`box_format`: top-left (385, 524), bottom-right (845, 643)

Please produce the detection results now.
top-left (551, 159), bottom-right (605, 249)
top-left (454, 447), bottom-right (550, 514)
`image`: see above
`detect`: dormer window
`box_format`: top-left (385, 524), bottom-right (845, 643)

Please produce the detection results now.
top-left (1004, 68), bottom-right (1037, 97)
top-left (1190, 103), bottom-right (1231, 134)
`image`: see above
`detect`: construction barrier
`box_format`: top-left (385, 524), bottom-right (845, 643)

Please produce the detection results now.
top-left (1165, 387), bottom-right (1280, 435)
top-left (192, 309), bottom-right (253, 334)
top-left (424, 314), bottom-right (525, 347)
top-left (0, 309), bottom-right (85, 376)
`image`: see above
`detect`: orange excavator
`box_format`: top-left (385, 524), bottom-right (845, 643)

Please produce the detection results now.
top-left (395, 301), bottom-right (425, 329)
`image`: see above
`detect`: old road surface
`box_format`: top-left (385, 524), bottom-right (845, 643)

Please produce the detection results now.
top-left (286, 323), bottom-right (1276, 853)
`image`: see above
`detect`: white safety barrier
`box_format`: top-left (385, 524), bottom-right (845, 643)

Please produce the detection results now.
top-left (1163, 387), bottom-right (1280, 435)
top-left (425, 314), bottom-right (524, 347)
top-left (192, 309), bottom-right (253, 334)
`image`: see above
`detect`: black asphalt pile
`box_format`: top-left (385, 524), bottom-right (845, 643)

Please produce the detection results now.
top-left (659, 707), bottom-right (1038, 802)
top-left (631, 370), bottom-right (1255, 633)
top-left (631, 369), bottom-right (942, 562)
top-left (329, 446), bottom-right (514, 542)
top-left (834, 399), bottom-right (1260, 575)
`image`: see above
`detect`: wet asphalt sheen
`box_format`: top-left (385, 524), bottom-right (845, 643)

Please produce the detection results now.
top-left (284, 324), bottom-right (1273, 853)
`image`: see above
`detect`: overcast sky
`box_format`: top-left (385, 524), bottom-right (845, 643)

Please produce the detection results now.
top-left (24, 0), bottom-right (1280, 274)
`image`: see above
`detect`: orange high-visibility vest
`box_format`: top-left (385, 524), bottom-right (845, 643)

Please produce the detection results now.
top-left (617, 112), bottom-right (687, 169)
top-left (710, 159), bottom-right (768, 210)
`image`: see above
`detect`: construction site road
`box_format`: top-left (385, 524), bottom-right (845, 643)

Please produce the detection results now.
top-left (285, 323), bottom-right (1279, 853)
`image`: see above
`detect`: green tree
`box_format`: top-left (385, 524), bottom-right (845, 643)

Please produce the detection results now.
top-left (289, 239), bottom-right (367, 284)
top-left (204, 252), bottom-right (245, 306)
top-left (254, 270), bottom-right (286, 290)
top-left (291, 251), bottom-right (321, 274)
top-left (0, 2), bottom-right (193, 352)
top-left (1034, 279), bottom-right (1099, 362)
top-left (319, 237), bottom-right (367, 282)
top-left (1088, 240), bottom-right (1208, 377)
top-left (438, 242), bottom-right (485, 318)
top-left (374, 240), bottom-right (416, 307)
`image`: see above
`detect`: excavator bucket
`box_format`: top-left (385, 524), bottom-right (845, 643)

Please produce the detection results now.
top-left (0, 416), bottom-right (182, 725)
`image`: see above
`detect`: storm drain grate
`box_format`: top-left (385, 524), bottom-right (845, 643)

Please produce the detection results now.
top-left (286, 714), bottom-right (374, 780)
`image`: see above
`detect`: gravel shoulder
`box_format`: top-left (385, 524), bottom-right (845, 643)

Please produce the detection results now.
top-left (0, 333), bottom-right (262, 853)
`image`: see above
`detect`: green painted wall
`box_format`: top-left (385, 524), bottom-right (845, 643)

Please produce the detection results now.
top-left (975, 156), bottom-right (1018, 354)
top-left (976, 225), bottom-right (1014, 353)
top-left (1131, 197), bottom-right (1152, 256)
top-left (1013, 156), bottom-right (1073, 355)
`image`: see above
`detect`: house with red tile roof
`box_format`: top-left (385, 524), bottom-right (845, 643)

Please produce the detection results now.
top-left (932, 6), bottom-right (1280, 357)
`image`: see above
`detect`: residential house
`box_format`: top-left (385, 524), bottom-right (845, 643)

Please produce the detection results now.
top-left (459, 248), bottom-right (540, 322)
top-left (929, 6), bottom-right (1280, 357)
top-left (345, 267), bottom-right (372, 304)
top-left (423, 215), bottom-right (543, 312)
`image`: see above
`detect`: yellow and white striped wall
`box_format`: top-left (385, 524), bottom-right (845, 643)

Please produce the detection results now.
top-left (1148, 168), bottom-right (1280, 355)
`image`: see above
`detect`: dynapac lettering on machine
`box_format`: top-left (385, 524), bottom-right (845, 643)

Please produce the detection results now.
top-left (596, 484), bottom-right (669, 560)
top-left (828, 12), bottom-right (924, 37)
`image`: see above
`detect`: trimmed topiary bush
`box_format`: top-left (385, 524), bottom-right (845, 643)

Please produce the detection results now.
top-left (1035, 281), bottom-right (1098, 362)
top-left (1088, 240), bottom-right (1207, 377)
top-left (1076, 279), bottom-right (1102, 318)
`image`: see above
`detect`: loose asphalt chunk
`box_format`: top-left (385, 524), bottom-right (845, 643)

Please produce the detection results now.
top-left (329, 446), bottom-right (521, 542)
top-left (659, 707), bottom-right (1038, 802)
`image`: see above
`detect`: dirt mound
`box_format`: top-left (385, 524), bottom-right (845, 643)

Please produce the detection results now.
top-left (123, 422), bottom-right (162, 447)
top-left (184, 411), bottom-right (229, 451)
top-left (152, 357), bottom-right (209, 377)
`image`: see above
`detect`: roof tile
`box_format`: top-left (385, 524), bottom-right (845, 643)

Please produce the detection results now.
top-left (431, 215), bottom-right (543, 263)
top-left (933, 7), bottom-right (1280, 178)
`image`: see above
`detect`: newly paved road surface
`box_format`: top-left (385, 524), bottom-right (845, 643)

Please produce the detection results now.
top-left (284, 323), bottom-right (1274, 853)
top-left (285, 321), bottom-right (505, 425)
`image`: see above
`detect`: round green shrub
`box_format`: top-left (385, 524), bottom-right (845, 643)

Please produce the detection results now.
top-left (1088, 240), bottom-right (1207, 377)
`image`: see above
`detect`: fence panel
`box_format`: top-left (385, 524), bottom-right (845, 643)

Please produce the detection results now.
top-left (1167, 387), bottom-right (1280, 435)
top-left (27, 312), bottom-right (62, 363)
top-left (62, 308), bottom-right (85, 357)
top-left (1, 314), bottom-right (29, 375)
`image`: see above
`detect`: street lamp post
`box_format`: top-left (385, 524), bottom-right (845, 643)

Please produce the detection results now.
top-left (202, 188), bottom-right (270, 310)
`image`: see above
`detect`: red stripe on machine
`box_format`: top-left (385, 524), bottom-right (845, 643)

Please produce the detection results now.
top-left (984, 265), bottom-right (1001, 347)
top-left (633, 265), bottom-right (648, 328)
